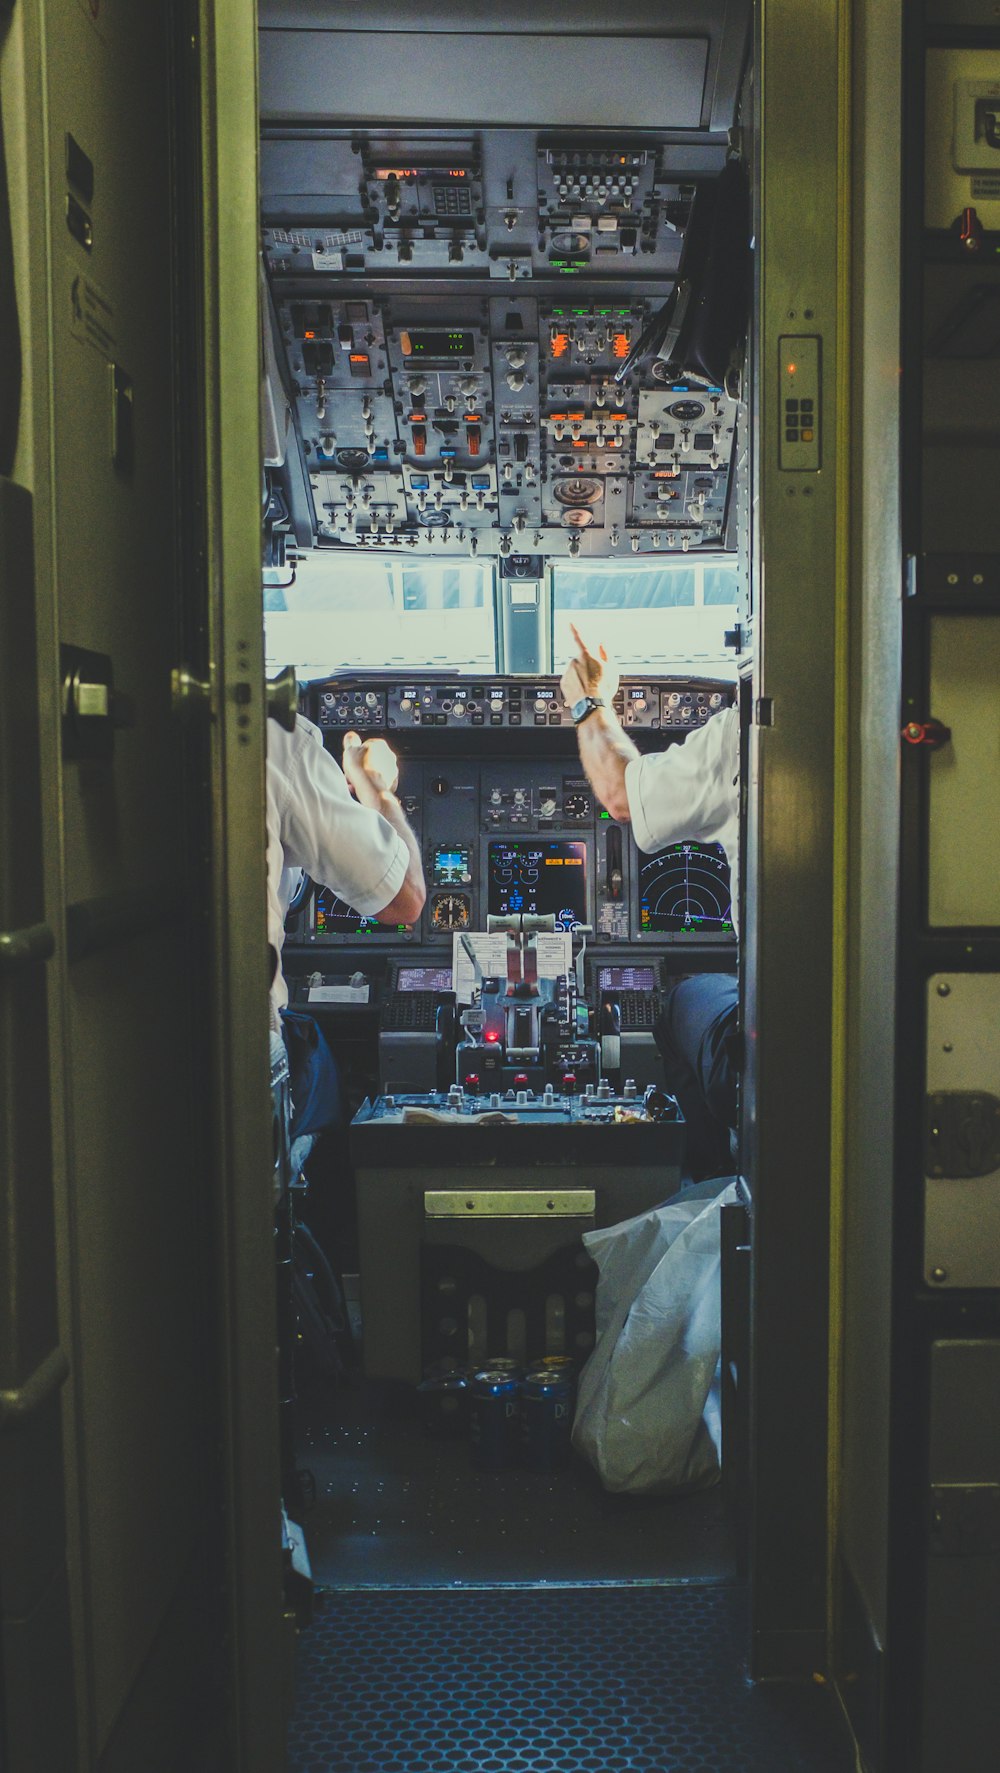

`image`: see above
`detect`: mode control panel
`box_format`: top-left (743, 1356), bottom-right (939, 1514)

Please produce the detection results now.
top-left (313, 675), bottom-right (733, 733)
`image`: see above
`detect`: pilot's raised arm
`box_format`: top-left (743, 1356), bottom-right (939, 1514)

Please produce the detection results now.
top-left (558, 623), bottom-right (740, 921)
top-left (266, 714), bottom-right (426, 1027)
top-left (560, 626), bottom-right (739, 1182)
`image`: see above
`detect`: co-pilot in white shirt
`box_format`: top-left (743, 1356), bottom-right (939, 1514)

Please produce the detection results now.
top-left (266, 715), bottom-right (408, 1023)
top-left (623, 703), bottom-right (740, 925)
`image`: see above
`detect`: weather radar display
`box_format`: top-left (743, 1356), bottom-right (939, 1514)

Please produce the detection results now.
top-left (638, 841), bottom-right (733, 936)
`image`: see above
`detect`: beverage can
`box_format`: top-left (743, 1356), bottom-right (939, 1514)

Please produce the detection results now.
top-left (469, 1368), bottom-right (521, 1469)
top-left (520, 1366), bottom-right (574, 1470)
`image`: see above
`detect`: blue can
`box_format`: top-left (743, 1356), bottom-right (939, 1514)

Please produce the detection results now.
top-left (417, 1372), bottom-right (469, 1438)
top-left (520, 1367), bottom-right (574, 1470)
top-left (469, 1368), bottom-right (521, 1469)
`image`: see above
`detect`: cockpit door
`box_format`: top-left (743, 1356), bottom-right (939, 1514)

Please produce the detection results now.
top-left (1, 0), bottom-right (288, 1766)
top-left (192, 0), bottom-right (291, 1764)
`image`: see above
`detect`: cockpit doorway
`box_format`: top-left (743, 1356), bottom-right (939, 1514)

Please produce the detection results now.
top-left (243, 3), bottom-right (854, 1770)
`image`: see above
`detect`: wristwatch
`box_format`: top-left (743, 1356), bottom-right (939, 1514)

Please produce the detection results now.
top-left (571, 694), bottom-right (605, 726)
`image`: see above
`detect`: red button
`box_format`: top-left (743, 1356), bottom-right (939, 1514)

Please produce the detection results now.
top-left (514, 1072), bottom-right (528, 1087)
top-left (562, 1073), bottom-right (577, 1093)
top-left (465, 1074), bottom-right (480, 1093)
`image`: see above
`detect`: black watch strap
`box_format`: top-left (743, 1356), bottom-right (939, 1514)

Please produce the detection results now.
top-left (572, 695), bottom-right (605, 726)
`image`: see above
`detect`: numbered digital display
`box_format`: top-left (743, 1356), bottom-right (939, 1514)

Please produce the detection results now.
top-left (487, 839), bottom-right (588, 931)
top-left (638, 842), bottom-right (733, 936)
top-left (407, 330), bottom-right (475, 358)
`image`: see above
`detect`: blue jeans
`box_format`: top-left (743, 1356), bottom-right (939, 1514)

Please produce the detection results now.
top-left (654, 973), bottom-right (739, 1180)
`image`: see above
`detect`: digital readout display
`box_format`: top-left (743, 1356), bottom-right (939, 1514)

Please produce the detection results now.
top-left (488, 840), bottom-right (588, 932)
top-left (407, 331), bottom-right (475, 358)
top-left (597, 966), bottom-right (657, 992)
top-left (397, 966), bottom-right (454, 992)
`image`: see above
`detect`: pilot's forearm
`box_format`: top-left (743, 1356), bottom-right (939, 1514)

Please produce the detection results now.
top-left (371, 790), bottom-right (427, 922)
top-left (574, 707), bottom-right (640, 823)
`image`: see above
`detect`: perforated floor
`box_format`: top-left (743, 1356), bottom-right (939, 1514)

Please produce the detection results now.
top-left (287, 1586), bottom-right (855, 1773)
top-left (296, 1384), bottom-right (732, 1586)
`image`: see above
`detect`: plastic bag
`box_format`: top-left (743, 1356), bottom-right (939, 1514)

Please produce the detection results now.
top-left (572, 1178), bottom-right (740, 1495)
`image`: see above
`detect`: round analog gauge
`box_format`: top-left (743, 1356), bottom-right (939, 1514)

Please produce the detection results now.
top-left (431, 892), bottom-right (471, 931)
top-left (563, 791), bottom-right (592, 818)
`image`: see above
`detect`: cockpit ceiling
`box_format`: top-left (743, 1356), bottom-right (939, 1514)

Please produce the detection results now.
top-left (259, 2), bottom-right (750, 567)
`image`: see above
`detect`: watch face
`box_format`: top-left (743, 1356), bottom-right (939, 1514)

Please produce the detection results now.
top-left (571, 696), bottom-right (591, 722)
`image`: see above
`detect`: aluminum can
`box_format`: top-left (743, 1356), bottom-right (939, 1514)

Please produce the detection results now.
top-left (520, 1367), bottom-right (573, 1470)
top-left (469, 1368), bottom-right (521, 1469)
top-left (416, 1372), bottom-right (469, 1438)
top-left (538, 1356), bottom-right (576, 1380)
top-left (483, 1357), bottom-right (522, 1379)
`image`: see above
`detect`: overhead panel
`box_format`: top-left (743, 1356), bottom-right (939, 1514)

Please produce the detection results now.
top-left (261, 128), bottom-right (743, 563)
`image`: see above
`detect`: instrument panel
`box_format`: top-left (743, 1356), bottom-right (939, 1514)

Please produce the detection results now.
top-left (285, 674), bottom-right (737, 955)
top-left (261, 125), bottom-right (745, 563)
top-left (315, 674), bottom-right (730, 733)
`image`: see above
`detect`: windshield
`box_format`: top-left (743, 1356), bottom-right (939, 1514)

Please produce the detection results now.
top-left (551, 558), bottom-right (739, 677)
top-left (265, 552), bottom-right (739, 680)
top-left (264, 553), bottom-right (495, 677)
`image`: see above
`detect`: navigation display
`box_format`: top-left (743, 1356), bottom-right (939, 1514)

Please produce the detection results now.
top-left (637, 841), bottom-right (733, 936)
top-left (487, 839), bottom-right (588, 931)
top-left (313, 887), bottom-right (410, 938)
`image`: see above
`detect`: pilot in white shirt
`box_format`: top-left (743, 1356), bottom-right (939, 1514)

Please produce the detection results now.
top-left (267, 713), bottom-right (426, 1030)
top-left (560, 627), bottom-right (739, 1179)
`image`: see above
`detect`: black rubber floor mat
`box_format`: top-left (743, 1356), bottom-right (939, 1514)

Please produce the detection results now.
top-left (287, 1586), bottom-right (855, 1773)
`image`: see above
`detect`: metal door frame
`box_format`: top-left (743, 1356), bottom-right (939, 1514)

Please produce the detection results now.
top-left (196, 0), bottom-right (291, 1763)
top-left (744, 0), bottom-right (850, 1679)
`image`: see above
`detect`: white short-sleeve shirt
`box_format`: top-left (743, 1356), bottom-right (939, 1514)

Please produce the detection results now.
top-left (623, 703), bottom-right (740, 924)
top-left (267, 716), bottom-right (408, 1017)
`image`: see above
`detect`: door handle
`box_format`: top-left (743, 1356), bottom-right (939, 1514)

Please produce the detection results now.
top-left (0, 1345), bottom-right (70, 1434)
top-left (171, 665), bottom-right (214, 720)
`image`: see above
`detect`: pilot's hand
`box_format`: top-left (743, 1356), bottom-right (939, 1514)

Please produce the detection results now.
top-left (560, 623), bottom-right (619, 709)
top-left (342, 731), bottom-right (400, 802)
